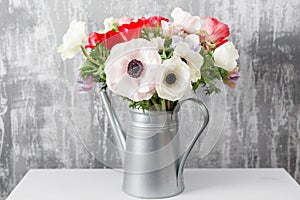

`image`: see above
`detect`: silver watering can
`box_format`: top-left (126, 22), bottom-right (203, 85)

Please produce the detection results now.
top-left (99, 88), bottom-right (209, 199)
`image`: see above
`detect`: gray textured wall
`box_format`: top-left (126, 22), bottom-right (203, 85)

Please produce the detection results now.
top-left (1, 0), bottom-right (300, 199)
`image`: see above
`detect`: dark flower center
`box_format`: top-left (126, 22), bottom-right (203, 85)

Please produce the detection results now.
top-left (127, 59), bottom-right (144, 78)
top-left (166, 73), bottom-right (177, 85)
top-left (181, 57), bottom-right (188, 64)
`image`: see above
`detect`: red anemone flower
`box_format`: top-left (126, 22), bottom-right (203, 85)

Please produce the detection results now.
top-left (200, 17), bottom-right (230, 47)
top-left (85, 19), bottom-right (144, 50)
top-left (85, 16), bottom-right (169, 50)
top-left (141, 16), bottom-right (169, 27)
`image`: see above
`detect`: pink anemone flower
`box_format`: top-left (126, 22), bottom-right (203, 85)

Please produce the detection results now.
top-left (104, 38), bottom-right (161, 101)
top-left (200, 16), bottom-right (230, 47)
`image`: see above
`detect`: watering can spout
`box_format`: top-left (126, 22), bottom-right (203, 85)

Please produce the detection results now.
top-left (99, 88), bottom-right (126, 163)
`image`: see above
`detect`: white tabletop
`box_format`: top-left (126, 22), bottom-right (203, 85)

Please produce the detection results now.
top-left (6, 168), bottom-right (300, 200)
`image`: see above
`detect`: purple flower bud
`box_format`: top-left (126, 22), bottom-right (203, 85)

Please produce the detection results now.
top-left (227, 72), bottom-right (240, 81)
top-left (78, 74), bottom-right (94, 92)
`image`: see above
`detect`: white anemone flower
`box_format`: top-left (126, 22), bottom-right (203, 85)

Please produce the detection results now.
top-left (173, 35), bottom-right (203, 82)
top-left (156, 56), bottom-right (192, 101)
top-left (105, 38), bottom-right (161, 101)
top-left (213, 42), bottom-right (239, 71)
top-left (171, 7), bottom-right (202, 34)
top-left (58, 20), bottom-right (87, 60)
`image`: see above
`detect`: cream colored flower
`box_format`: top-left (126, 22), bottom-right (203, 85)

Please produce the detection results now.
top-left (213, 42), bottom-right (239, 71)
top-left (58, 20), bottom-right (87, 61)
top-left (156, 56), bottom-right (192, 101)
top-left (104, 17), bottom-right (119, 32)
top-left (171, 7), bottom-right (202, 34)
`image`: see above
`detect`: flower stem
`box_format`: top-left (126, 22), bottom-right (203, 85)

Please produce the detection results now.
top-left (80, 46), bottom-right (101, 66)
top-left (151, 98), bottom-right (160, 111)
top-left (161, 99), bottom-right (166, 111)
top-left (167, 100), bottom-right (171, 111)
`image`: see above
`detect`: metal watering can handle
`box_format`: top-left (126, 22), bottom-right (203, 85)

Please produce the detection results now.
top-left (175, 97), bottom-right (210, 186)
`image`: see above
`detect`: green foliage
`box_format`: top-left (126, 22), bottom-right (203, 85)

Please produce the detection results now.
top-left (128, 99), bottom-right (152, 111)
top-left (80, 60), bottom-right (98, 77)
top-left (160, 37), bottom-right (173, 62)
top-left (192, 49), bottom-right (228, 95)
top-left (219, 67), bottom-right (229, 80)
top-left (126, 92), bottom-right (177, 111)
top-left (80, 44), bottom-right (109, 82)
top-left (90, 43), bottom-right (110, 64)
top-left (112, 23), bottom-right (118, 32)
top-left (141, 27), bottom-right (162, 41)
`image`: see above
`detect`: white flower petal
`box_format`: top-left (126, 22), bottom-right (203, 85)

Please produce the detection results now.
top-left (150, 37), bottom-right (165, 50)
top-left (114, 75), bottom-right (139, 100)
top-left (174, 42), bottom-right (203, 82)
top-left (171, 7), bottom-right (191, 26)
top-left (161, 21), bottom-right (181, 36)
top-left (105, 38), bottom-right (161, 101)
top-left (185, 16), bottom-right (201, 33)
top-left (184, 51), bottom-right (203, 82)
top-left (213, 42), bottom-right (239, 71)
top-left (156, 56), bottom-right (192, 101)
top-left (174, 42), bottom-right (190, 57)
top-left (171, 7), bottom-right (201, 34)
top-left (58, 20), bottom-right (87, 61)
top-left (104, 17), bottom-right (119, 32)
top-left (184, 34), bottom-right (201, 52)
top-left (161, 20), bottom-right (170, 36)
top-left (185, 34), bottom-right (200, 45)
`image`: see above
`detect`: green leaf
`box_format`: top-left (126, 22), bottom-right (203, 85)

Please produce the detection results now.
top-left (90, 44), bottom-right (110, 64)
top-left (193, 51), bottom-right (224, 94)
top-left (80, 60), bottom-right (98, 76)
top-left (164, 36), bottom-right (172, 48)
top-left (218, 67), bottom-right (229, 80)
top-left (80, 44), bottom-right (109, 83)
top-left (112, 23), bottom-right (118, 32)
top-left (124, 91), bottom-right (177, 111)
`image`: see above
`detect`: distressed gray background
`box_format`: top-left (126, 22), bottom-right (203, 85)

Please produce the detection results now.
top-left (0, 0), bottom-right (300, 199)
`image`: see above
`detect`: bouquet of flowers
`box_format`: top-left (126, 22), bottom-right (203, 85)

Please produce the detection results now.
top-left (58, 7), bottom-right (239, 111)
